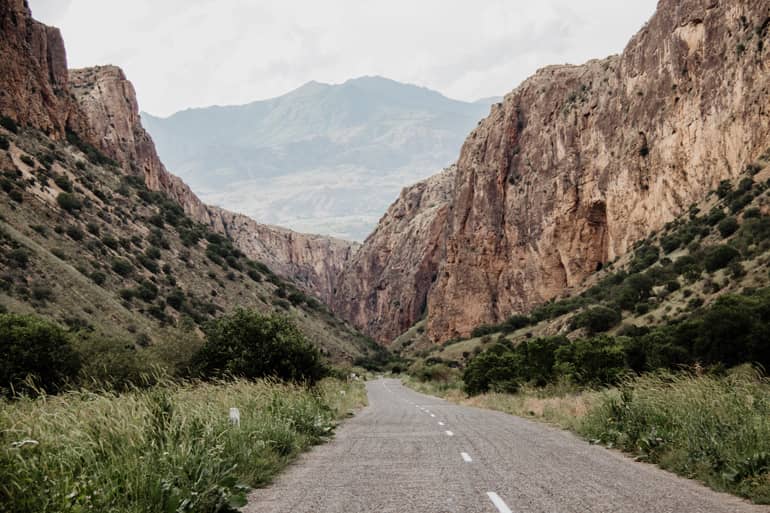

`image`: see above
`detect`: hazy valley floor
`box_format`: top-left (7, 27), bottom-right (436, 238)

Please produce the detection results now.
top-left (245, 378), bottom-right (766, 513)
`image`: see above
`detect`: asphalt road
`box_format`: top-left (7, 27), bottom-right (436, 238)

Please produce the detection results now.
top-left (244, 378), bottom-right (768, 513)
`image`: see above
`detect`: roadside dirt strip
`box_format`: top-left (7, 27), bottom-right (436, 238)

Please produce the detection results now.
top-left (244, 378), bottom-right (769, 513)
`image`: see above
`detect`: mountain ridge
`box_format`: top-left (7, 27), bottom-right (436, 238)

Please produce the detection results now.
top-left (141, 76), bottom-right (495, 240)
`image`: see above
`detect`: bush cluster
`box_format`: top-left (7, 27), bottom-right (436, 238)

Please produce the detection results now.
top-left (463, 287), bottom-right (770, 395)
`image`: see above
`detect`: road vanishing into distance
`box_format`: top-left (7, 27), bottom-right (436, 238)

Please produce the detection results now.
top-left (245, 379), bottom-right (768, 513)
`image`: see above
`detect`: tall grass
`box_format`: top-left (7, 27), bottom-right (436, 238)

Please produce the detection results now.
top-left (0, 378), bottom-right (365, 513)
top-left (580, 366), bottom-right (770, 503)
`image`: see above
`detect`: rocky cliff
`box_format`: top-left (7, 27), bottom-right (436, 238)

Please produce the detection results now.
top-left (335, 0), bottom-right (770, 342)
top-left (208, 207), bottom-right (358, 304)
top-left (331, 167), bottom-right (455, 343)
top-left (0, 0), bottom-right (89, 139)
top-left (0, 1), bottom-right (356, 304)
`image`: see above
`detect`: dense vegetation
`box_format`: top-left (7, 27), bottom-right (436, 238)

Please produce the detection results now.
top-left (1, 309), bottom-right (335, 397)
top-left (0, 314), bottom-right (81, 396)
top-left (0, 378), bottom-right (366, 513)
top-left (192, 310), bottom-right (326, 384)
top-left (462, 287), bottom-right (770, 395)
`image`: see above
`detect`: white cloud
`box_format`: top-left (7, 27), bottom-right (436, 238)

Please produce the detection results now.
top-left (30, 0), bottom-right (657, 116)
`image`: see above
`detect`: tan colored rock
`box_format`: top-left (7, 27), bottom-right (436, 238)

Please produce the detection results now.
top-left (208, 207), bottom-right (358, 303)
top-left (331, 167), bottom-right (455, 343)
top-left (0, 0), bottom-right (87, 138)
top-left (334, 0), bottom-right (770, 343)
top-left (426, 0), bottom-right (770, 341)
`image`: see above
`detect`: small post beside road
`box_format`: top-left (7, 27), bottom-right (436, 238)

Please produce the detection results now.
top-left (229, 407), bottom-right (241, 427)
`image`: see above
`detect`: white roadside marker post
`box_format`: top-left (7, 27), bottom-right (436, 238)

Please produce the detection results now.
top-left (229, 407), bottom-right (241, 427)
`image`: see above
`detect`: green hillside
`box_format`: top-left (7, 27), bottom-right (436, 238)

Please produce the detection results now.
top-left (0, 123), bottom-right (381, 380)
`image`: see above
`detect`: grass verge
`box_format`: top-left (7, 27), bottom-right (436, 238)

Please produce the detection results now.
top-left (0, 377), bottom-right (366, 513)
top-left (404, 367), bottom-right (770, 504)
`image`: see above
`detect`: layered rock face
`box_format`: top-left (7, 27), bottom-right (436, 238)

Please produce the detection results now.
top-left (0, 3), bottom-right (356, 303)
top-left (335, 0), bottom-right (770, 343)
top-left (0, 0), bottom-right (88, 138)
top-left (331, 167), bottom-right (455, 343)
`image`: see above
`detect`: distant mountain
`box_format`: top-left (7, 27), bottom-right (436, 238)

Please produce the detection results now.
top-left (142, 77), bottom-right (495, 240)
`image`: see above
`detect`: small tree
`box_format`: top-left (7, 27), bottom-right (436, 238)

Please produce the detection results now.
top-left (192, 310), bottom-right (325, 384)
top-left (572, 305), bottom-right (621, 334)
top-left (0, 313), bottom-right (81, 396)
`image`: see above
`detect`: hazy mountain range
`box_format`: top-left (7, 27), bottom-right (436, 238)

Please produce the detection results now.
top-left (142, 77), bottom-right (499, 240)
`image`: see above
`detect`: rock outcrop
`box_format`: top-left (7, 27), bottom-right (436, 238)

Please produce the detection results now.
top-left (208, 207), bottom-right (358, 304)
top-left (0, 2), bottom-right (356, 303)
top-left (335, 0), bottom-right (770, 342)
top-left (0, 0), bottom-right (88, 138)
top-left (331, 167), bottom-right (455, 343)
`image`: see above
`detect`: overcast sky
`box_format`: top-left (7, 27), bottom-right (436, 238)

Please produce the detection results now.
top-left (31, 0), bottom-right (658, 117)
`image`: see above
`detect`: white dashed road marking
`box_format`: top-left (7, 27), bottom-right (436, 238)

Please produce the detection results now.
top-left (487, 492), bottom-right (512, 513)
top-left (438, 421), bottom-right (445, 426)
top-left (461, 452), bottom-right (472, 463)
top-left (445, 430), bottom-right (454, 437)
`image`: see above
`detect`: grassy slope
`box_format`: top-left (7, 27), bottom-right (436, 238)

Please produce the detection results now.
top-left (0, 127), bottom-right (381, 366)
top-left (0, 377), bottom-right (367, 513)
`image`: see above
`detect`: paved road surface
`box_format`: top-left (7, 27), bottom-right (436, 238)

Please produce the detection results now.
top-left (245, 378), bottom-right (768, 513)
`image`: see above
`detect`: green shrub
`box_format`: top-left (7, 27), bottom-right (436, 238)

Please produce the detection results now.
top-left (717, 179), bottom-right (733, 198)
top-left (65, 225), bottom-right (84, 241)
top-left (56, 192), bottom-right (82, 212)
top-left (673, 254), bottom-right (702, 280)
top-left (554, 336), bottom-right (627, 386)
top-left (0, 313), bottom-right (80, 396)
top-left (628, 244), bottom-right (659, 273)
top-left (144, 245), bottom-right (161, 260)
top-left (8, 189), bottom-right (22, 203)
top-left (8, 248), bottom-right (30, 269)
top-left (53, 174), bottom-right (73, 192)
top-left (571, 305), bottom-right (621, 334)
top-left (706, 207), bottom-right (727, 226)
top-left (138, 254), bottom-right (160, 273)
top-left (192, 310), bottom-right (326, 384)
top-left (0, 135), bottom-right (8, 151)
top-left (463, 349), bottom-right (521, 395)
top-left (135, 280), bottom-right (159, 302)
top-left (718, 216), bottom-right (739, 237)
top-left (704, 245), bottom-right (741, 272)
top-left (19, 154), bottom-right (34, 167)
top-left (90, 271), bottom-right (107, 285)
top-left (166, 289), bottom-right (186, 311)
top-left (111, 258), bottom-right (133, 277)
